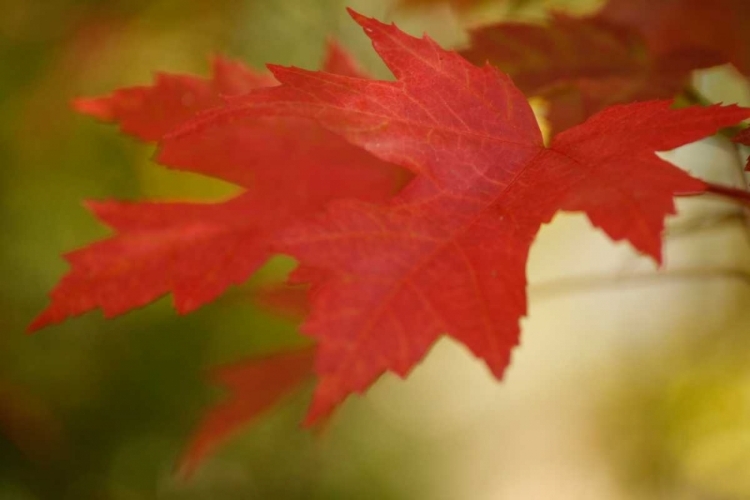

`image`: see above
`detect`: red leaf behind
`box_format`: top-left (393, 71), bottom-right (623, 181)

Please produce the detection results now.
top-left (598, 0), bottom-right (750, 76)
top-left (461, 14), bottom-right (722, 133)
top-left (178, 347), bottom-right (315, 478)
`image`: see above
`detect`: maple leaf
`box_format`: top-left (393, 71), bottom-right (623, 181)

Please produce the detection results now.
top-left (460, 14), bottom-right (722, 134)
top-left (29, 42), bottom-right (406, 331)
top-left (168, 10), bottom-right (750, 424)
top-left (597, 0), bottom-right (750, 77)
top-left (178, 347), bottom-right (315, 478)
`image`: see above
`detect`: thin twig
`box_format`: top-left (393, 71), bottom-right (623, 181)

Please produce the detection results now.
top-left (665, 210), bottom-right (747, 238)
top-left (678, 182), bottom-right (750, 206)
top-left (531, 267), bottom-right (750, 300)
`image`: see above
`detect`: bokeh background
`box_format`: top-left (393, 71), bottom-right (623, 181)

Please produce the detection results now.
top-left (2, 0), bottom-right (750, 498)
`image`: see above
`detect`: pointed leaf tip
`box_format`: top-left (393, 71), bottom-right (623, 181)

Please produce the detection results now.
top-left (345, 8), bottom-right (367, 24)
top-left (347, 8), bottom-right (391, 34)
top-left (71, 96), bottom-right (114, 121)
top-left (26, 317), bottom-right (44, 334)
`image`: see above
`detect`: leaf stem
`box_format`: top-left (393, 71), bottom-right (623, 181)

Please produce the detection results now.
top-left (677, 182), bottom-right (750, 206)
top-left (665, 210), bottom-right (748, 239)
top-left (531, 267), bottom-right (750, 300)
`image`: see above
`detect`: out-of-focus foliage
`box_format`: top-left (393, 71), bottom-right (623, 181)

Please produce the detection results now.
top-left (601, 318), bottom-right (750, 499)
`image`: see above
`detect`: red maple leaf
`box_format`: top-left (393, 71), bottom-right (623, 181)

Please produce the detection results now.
top-left (178, 347), bottom-right (315, 478)
top-left (460, 14), bottom-right (722, 133)
top-left (597, 0), bottom-right (750, 77)
top-left (169, 10), bottom-right (750, 424)
top-left (29, 42), bottom-right (406, 331)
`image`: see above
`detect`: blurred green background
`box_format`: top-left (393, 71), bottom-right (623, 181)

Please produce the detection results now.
top-left (2, 0), bottom-right (750, 498)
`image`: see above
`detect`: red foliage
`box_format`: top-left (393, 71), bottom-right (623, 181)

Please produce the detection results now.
top-left (598, 0), bottom-right (750, 76)
top-left (31, 2), bottom-right (750, 473)
top-left (169, 11), bottom-right (749, 423)
top-left (178, 347), bottom-right (315, 478)
top-left (461, 14), bottom-right (721, 133)
top-left (29, 42), bottom-right (406, 331)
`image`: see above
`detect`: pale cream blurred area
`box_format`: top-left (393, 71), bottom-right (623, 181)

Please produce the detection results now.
top-left (2, 0), bottom-right (750, 498)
